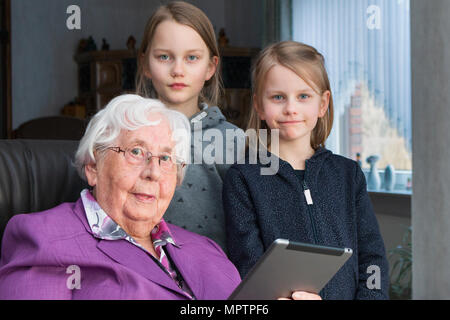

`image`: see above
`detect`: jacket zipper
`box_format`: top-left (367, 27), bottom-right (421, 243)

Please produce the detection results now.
top-left (302, 180), bottom-right (319, 243)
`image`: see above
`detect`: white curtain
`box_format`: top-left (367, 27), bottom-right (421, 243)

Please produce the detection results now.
top-left (291, 0), bottom-right (411, 155)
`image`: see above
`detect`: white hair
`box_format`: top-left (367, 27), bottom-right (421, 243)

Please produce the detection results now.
top-left (74, 94), bottom-right (191, 185)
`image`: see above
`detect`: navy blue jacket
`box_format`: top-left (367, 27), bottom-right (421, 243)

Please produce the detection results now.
top-left (223, 147), bottom-right (389, 300)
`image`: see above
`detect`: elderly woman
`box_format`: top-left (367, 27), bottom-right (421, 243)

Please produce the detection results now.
top-left (0, 94), bottom-right (241, 300)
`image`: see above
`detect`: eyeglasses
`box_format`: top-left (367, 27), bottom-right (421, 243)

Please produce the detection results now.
top-left (107, 146), bottom-right (185, 173)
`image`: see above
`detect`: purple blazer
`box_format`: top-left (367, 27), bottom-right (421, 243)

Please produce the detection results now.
top-left (0, 198), bottom-right (241, 300)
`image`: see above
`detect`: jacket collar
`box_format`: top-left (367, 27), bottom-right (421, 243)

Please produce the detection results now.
top-left (72, 193), bottom-right (185, 246)
top-left (79, 189), bottom-right (180, 248)
top-left (166, 243), bottom-right (206, 299)
top-left (257, 147), bottom-right (332, 187)
top-left (71, 197), bottom-right (194, 298)
top-left (96, 238), bottom-right (196, 298)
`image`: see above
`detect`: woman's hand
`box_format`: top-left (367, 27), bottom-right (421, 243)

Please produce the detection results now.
top-left (278, 291), bottom-right (322, 300)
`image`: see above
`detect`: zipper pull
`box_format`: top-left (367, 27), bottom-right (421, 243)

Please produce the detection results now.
top-left (304, 189), bottom-right (313, 205)
top-left (302, 181), bottom-right (313, 205)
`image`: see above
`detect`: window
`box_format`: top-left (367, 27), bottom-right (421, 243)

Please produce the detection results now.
top-left (292, 0), bottom-right (412, 193)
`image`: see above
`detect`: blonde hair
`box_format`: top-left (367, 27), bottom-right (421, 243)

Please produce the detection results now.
top-left (248, 41), bottom-right (334, 150)
top-left (136, 1), bottom-right (223, 106)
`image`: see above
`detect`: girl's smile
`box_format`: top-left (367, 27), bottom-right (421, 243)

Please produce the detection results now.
top-left (278, 120), bottom-right (305, 125)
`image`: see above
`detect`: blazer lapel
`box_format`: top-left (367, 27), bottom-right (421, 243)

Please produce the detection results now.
top-left (73, 198), bottom-right (191, 298)
top-left (166, 243), bottom-right (205, 299)
top-left (97, 238), bottom-right (185, 296)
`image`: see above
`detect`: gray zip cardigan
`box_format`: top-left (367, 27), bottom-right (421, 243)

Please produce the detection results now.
top-left (223, 147), bottom-right (389, 300)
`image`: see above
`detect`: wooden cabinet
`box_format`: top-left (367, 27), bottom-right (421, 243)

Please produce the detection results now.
top-left (74, 50), bottom-right (137, 117)
top-left (219, 46), bottom-right (259, 129)
top-left (74, 46), bottom-right (259, 129)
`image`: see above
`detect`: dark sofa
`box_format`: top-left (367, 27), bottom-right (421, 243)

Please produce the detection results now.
top-left (0, 139), bottom-right (88, 255)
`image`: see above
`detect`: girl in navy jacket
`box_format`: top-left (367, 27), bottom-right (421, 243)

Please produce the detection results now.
top-left (223, 41), bottom-right (389, 300)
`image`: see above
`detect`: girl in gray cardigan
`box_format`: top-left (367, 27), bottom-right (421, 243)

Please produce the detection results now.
top-left (164, 103), bottom-right (244, 251)
top-left (135, 2), bottom-right (244, 251)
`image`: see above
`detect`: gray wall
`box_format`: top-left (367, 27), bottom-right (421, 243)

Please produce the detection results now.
top-left (11, 0), bottom-right (262, 129)
top-left (224, 0), bottom-right (263, 48)
top-left (411, 0), bottom-right (450, 299)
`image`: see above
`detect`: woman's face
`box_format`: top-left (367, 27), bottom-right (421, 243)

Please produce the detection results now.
top-left (255, 64), bottom-right (330, 144)
top-left (145, 20), bottom-right (218, 109)
top-left (85, 114), bottom-right (178, 232)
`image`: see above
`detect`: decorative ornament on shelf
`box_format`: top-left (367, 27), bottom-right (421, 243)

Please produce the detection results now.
top-left (384, 164), bottom-right (396, 191)
top-left (77, 38), bottom-right (88, 54)
top-left (127, 35), bottom-right (136, 50)
top-left (61, 98), bottom-right (86, 119)
top-left (356, 152), bottom-right (362, 167)
top-left (406, 177), bottom-right (412, 191)
top-left (366, 155), bottom-right (381, 191)
top-left (218, 28), bottom-right (229, 47)
top-left (85, 36), bottom-right (97, 52)
top-left (101, 38), bottom-right (110, 51)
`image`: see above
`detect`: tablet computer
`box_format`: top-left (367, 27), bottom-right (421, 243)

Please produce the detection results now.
top-left (228, 239), bottom-right (353, 300)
